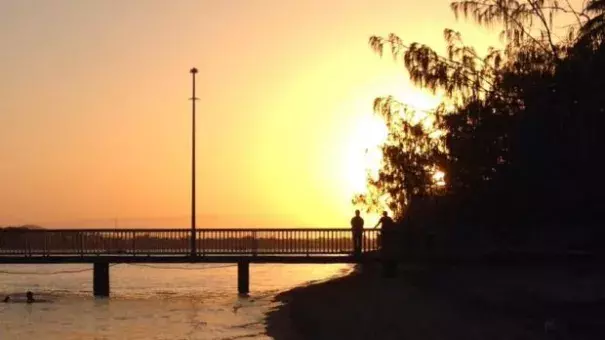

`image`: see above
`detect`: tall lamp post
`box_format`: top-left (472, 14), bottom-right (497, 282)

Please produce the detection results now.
top-left (190, 67), bottom-right (198, 257)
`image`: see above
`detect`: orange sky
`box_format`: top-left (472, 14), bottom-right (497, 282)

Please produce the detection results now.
top-left (0, 0), bottom-right (507, 228)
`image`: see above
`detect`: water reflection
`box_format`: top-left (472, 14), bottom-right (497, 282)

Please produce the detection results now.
top-left (0, 263), bottom-right (350, 340)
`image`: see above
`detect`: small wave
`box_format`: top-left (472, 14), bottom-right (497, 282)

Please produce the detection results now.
top-left (216, 332), bottom-right (267, 340)
top-left (103, 290), bottom-right (218, 301)
top-left (2, 297), bottom-right (53, 304)
top-left (46, 289), bottom-right (91, 296)
top-left (154, 290), bottom-right (178, 296)
top-left (231, 321), bottom-right (263, 329)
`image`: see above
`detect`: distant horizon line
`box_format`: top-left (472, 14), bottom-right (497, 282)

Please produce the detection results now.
top-left (0, 225), bottom-right (355, 229)
top-left (2, 211), bottom-right (379, 228)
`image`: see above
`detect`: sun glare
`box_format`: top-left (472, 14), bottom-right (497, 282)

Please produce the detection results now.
top-left (337, 77), bottom-right (444, 204)
top-left (432, 170), bottom-right (446, 186)
top-left (342, 113), bottom-right (388, 194)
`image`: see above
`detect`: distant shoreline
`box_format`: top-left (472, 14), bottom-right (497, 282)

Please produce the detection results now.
top-left (0, 225), bottom-right (45, 230)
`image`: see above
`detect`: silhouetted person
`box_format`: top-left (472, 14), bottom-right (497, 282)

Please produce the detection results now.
top-left (350, 210), bottom-right (364, 256)
top-left (375, 211), bottom-right (397, 277)
top-left (26, 291), bottom-right (34, 303)
top-left (374, 211), bottom-right (395, 251)
top-left (374, 211), bottom-right (394, 230)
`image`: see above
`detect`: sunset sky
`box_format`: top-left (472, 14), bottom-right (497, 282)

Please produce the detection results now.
top-left (0, 0), bottom-right (504, 228)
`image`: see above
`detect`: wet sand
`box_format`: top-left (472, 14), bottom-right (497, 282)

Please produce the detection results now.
top-left (266, 263), bottom-right (605, 340)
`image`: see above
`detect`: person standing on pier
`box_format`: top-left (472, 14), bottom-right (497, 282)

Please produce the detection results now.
top-left (350, 210), bottom-right (364, 257)
top-left (374, 211), bottom-right (395, 250)
top-left (374, 211), bottom-right (394, 230)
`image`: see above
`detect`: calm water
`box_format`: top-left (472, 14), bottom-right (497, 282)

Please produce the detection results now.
top-left (0, 263), bottom-right (351, 339)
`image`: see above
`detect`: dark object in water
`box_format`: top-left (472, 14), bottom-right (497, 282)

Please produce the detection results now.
top-left (1, 292), bottom-right (49, 304)
top-left (26, 291), bottom-right (34, 303)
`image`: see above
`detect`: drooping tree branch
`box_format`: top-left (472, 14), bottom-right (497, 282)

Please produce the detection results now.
top-left (369, 33), bottom-right (499, 101)
top-left (450, 0), bottom-right (564, 60)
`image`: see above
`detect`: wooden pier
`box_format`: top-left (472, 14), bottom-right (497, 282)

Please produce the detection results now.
top-left (0, 228), bottom-right (382, 296)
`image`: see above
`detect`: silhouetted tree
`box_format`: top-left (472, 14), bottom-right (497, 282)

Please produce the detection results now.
top-left (353, 97), bottom-right (448, 219)
top-left (357, 0), bottom-right (605, 252)
top-left (579, 0), bottom-right (605, 47)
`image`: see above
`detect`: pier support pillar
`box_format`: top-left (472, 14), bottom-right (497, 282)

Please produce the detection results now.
top-left (93, 262), bottom-right (110, 297)
top-left (237, 261), bottom-right (250, 295)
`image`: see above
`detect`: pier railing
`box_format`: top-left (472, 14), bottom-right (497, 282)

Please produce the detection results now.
top-left (0, 228), bottom-right (379, 256)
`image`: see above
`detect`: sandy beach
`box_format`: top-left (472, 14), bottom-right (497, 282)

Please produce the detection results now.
top-left (266, 262), bottom-right (605, 340)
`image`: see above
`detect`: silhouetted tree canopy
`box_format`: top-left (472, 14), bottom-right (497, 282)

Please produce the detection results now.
top-left (355, 0), bottom-right (605, 250)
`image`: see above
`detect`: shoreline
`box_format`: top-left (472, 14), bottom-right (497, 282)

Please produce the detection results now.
top-left (263, 264), bottom-right (358, 340)
top-left (265, 262), bottom-right (605, 340)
